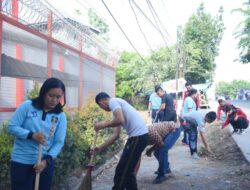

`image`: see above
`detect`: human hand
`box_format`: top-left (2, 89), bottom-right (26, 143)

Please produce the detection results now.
top-left (206, 146), bottom-right (213, 154)
top-left (34, 160), bottom-right (47, 173)
top-left (148, 111), bottom-right (151, 117)
top-left (234, 115), bottom-right (238, 121)
top-left (90, 147), bottom-right (101, 155)
top-left (145, 148), bottom-right (153, 157)
top-left (32, 131), bottom-right (46, 144)
top-left (94, 122), bottom-right (106, 131)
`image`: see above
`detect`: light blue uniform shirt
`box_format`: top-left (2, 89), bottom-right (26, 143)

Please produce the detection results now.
top-left (183, 110), bottom-right (206, 132)
top-left (8, 100), bottom-right (67, 164)
top-left (149, 93), bottom-right (162, 110)
top-left (182, 96), bottom-right (196, 116)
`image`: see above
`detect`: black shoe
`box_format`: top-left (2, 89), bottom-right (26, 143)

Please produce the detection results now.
top-left (152, 175), bottom-right (168, 184)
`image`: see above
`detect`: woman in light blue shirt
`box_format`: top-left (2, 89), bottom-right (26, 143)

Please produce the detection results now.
top-left (182, 89), bottom-right (198, 117)
top-left (8, 77), bottom-right (67, 190)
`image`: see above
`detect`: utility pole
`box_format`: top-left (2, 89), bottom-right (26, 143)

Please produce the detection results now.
top-left (175, 26), bottom-right (181, 109)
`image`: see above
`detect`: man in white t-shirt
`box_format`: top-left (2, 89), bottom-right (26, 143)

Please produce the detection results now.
top-left (93, 92), bottom-right (149, 190)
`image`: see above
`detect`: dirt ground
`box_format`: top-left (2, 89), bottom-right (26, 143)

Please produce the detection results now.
top-left (92, 111), bottom-right (250, 190)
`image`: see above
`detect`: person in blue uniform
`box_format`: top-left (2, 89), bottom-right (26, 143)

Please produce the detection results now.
top-left (8, 77), bottom-right (67, 190)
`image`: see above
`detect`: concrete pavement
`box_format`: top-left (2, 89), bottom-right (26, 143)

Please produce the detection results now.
top-left (213, 100), bottom-right (250, 163)
top-left (228, 100), bottom-right (250, 163)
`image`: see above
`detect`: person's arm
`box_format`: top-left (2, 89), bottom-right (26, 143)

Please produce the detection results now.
top-left (148, 101), bottom-right (152, 117)
top-left (221, 117), bottom-right (230, 129)
top-left (156, 96), bottom-right (166, 115)
top-left (93, 127), bottom-right (121, 154)
top-left (217, 106), bottom-right (222, 121)
top-left (146, 128), bottom-right (164, 157)
top-left (196, 94), bottom-right (201, 109)
top-left (199, 131), bottom-right (211, 152)
top-left (182, 91), bottom-right (187, 107)
top-left (95, 108), bottom-right (125, 131)
top-left (146, 143), bottom-right (163, 157)
top-left (8, 101), bottom-right (31, 139)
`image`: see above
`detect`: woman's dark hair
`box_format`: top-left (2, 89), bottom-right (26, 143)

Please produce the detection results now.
top-left (224, 105), bottom-right (236, 114)
top-left (95, 92), bottom-right (110, 104)
top-left (32, 77), bottom-right (66, 113)
top-left (188, 88), bottom-right (197, 96)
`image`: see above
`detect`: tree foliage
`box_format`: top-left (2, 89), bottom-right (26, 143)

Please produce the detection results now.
top-left (215, 80), bottom-right (250, 98)
top-left (88, 8), bottom-right (110, 42)
top-left (116, 47), bottom-right (176, 98)
top-left (116, 3), bottom-right (225, 99)
top-left (26, 81), bottom-right (40, 100)
top-left (182, 3), bottom-right (225, 83)
top-left (233, 1), bottom-right (250, 63)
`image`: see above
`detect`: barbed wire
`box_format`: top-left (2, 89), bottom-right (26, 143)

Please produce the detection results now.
top-left (1, 0), bottom-right (118, 62)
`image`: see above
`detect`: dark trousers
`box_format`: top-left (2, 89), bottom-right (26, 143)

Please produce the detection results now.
top-left (181, 117), bottom-right (198, 155)
top-left (112, 133), bottom-right (148, 190)
top-left (163, 110), bottom-right (177, 122)
top-left (151, 109), bottom-right (163, 123)
top-left (10, 160), bottom-right (54, 190)
top-left (182, 130), bottom-right (189, 145)
top-left (230, 117), bottom-right (249, 131)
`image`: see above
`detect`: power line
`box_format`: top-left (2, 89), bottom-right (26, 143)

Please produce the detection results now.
top-left (130, 0), bottom-right (168, 46)
top-left (146, 0), bottom-right (168, 47)
top-left (101, 0), bottom-right (148, 65)
top-left (146, 0), bottom-right (171, 41)
top-left (128, 0), bottom-right (153, 52)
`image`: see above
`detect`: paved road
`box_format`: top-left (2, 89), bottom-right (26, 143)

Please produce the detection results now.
top-left (227, 100), bottom-right (250, 162)
top-left (91, 106), bottom-right (250, 190)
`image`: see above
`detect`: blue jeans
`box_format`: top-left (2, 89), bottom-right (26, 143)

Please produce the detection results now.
top-left (153, 127), bottom-right (182, 177)
top-left (182, 117), bottom-right (198, 155)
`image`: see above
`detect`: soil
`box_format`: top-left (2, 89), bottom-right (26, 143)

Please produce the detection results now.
top-left (92, 111), bottom-right (250, 190)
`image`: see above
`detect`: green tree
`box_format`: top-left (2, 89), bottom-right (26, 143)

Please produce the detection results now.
top-left (26, 81), bottom-right (40, 99)
top-left (182, 3), bottom-right (225, 83)
top-left (116, 47), bottom-right (176, 98)
top-left (233, 1), bottom-right (250, 63)
top-left (88, 8), bottom-right (110, 42)
top-left (216, 80), bottom-right (250, 98)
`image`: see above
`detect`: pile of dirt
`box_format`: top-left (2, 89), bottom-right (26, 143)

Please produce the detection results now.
top-left (199, 123), bottom-right (250, 189)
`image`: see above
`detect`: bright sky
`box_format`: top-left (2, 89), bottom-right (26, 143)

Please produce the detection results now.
top-left (48, 0), bottom-right (250, 83)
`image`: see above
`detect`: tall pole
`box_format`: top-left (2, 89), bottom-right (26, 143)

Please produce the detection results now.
top-left (175, 27), bottom-right (181, 110)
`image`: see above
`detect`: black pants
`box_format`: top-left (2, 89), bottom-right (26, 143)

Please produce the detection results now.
top-left (10, 160), bottom-right (54, 190)
top-left (112, 133), bottom-right (148, 190)
top-left (163, 110), bottom-right (177, 122)
top-left (181, 117), bottom-right (198, 155)
top-left (230, 117), bottom-right (249, 131)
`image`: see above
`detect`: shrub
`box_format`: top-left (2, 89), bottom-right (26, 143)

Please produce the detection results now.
top-left (0, 123), bottom-right (14, 190)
